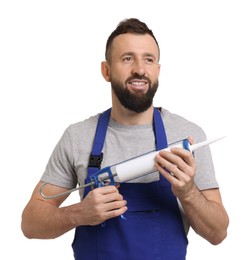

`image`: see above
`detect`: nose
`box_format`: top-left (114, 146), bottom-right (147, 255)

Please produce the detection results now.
top-left (131, 60), bottom-right (146, 77)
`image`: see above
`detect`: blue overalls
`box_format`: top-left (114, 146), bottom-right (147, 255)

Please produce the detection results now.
top-left (72, 108), bottom-right (188, 260)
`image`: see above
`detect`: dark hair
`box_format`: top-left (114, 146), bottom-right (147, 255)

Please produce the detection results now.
top-left (105, 18), bottom-right (160, 62)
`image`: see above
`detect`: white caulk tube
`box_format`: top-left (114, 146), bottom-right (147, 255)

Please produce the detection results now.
top-left (111, 137), bottom-right (225, 183)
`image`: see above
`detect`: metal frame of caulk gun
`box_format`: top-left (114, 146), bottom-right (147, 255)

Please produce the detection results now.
top-left (39, 136), bottom-right (225, 199)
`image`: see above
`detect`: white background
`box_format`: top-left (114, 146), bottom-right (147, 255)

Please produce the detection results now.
top-left (1, 0), bottom-right (247, 259)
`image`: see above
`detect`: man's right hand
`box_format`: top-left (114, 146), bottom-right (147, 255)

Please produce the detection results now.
top-left (78, 185), bottom-right (128, 226)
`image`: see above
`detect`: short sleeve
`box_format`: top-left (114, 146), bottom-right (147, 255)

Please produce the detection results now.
top-left (41, 126), bottom-right (78, 189)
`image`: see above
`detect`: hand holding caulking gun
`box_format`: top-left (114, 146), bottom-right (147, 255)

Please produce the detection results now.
top-left (39, 136), bottom-right (225, 200)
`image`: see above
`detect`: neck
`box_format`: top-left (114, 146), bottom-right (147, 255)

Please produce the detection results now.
top-left (110, 104), bottom-right (154, 125)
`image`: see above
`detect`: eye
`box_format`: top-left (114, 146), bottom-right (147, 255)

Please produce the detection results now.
top-left (145, 57), bottom-right (154, 64)
top-left (123, 56), bottom-right (133, 63)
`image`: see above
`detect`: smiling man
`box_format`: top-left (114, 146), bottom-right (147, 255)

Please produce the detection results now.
top-left (103, 32), bottom-right (160, 114)
top-left (21, 18), bottom-right (229, 260)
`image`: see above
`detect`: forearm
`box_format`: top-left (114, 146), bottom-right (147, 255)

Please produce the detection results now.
top-left (179, 185), bottom-right (229, 245)
top-left (21, 185), bottom-right (127, 239)
top-left (21, 199), bottom-right (78, 239)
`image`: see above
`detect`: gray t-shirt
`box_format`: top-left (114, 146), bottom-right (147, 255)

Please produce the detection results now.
top-left (41, 107), bottom-right (218, 197)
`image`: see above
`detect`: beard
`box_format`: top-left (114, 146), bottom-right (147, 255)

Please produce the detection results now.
top-left (111, 76), bottom-right (159, 113)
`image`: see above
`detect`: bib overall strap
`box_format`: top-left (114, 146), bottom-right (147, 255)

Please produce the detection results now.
top-left (153, 107), bottom-right (168, 150)
top-left (86, 108), bottom-right (111, 183)
top-left (152, 107), bottom-right (170, 187)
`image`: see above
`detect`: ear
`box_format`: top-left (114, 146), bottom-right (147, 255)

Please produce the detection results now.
top-left (157, 64), bottom-right (161, 77)
top-left (101, 61), bottom-right (111, 82)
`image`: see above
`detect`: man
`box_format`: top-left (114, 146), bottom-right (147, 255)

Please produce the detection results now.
top-left (21, 18), bottom-right (229, 259)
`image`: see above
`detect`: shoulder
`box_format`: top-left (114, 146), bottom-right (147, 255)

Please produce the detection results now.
top-left (160, 107), bottom-right (197, 126)
top-left (66, 113), bottom-right (100, 136)
top-left (160, 107), bottom-right (206, 143)
top-left (56, 112), bottom-right (102, 150)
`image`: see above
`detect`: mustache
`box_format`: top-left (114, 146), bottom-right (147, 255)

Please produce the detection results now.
top-left (126, 75), bottom-right (151, 84)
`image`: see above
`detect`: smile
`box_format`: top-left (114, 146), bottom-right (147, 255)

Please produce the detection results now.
top-left (128, 80), bottom-right (147, 85)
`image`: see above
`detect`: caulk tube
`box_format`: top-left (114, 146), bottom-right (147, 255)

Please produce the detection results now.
top-left (112, 137), bottom-right (225, 183)
top-left (113, 139), bottom-right (190, 183)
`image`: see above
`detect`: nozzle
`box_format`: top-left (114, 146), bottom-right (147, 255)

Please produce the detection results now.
top-left (190, 136), bottom-right (226, 152)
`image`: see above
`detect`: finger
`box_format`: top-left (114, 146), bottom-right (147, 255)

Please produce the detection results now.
top-left (157, 158), bottom-right (182, 177)
top-left (99, 189), bottom-right (124, 204)
top-left (155, 153), bottom-right (191, 181)
top-left (103, 205), bottom-right (128, 220)
top-left (187, 136), bottom-right (194, 145)
top-left (170, 147), bottom-right (195, 168)
top-left (156, 150), bottom-right (185, 170)
top-left (104, 199), bottom-right (127, 212)
top-left (155, 162), bottom-right (181, 184)
top-left (96, 185), bottom-right (119, 195)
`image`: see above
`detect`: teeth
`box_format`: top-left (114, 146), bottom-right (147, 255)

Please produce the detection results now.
top-left (130, 81), bottom-right (146, 85)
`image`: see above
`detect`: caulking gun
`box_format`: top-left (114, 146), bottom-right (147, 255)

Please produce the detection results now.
top-left (39, 136), bottom-right (224, 199)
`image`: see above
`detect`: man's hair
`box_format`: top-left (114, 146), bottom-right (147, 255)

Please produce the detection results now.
top-left (105, 18), bottom-right (160, 62)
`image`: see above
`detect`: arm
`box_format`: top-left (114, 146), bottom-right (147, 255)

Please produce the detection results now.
top-left (21, 181), bottom-right (127, 239)
top-left (155, 145), bottom-right (229, 245)
top-left (180, 187), bottom-right (228, 245)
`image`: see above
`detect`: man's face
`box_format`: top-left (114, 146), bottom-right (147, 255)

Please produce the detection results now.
top-left (106, 33), bottom-right (161, 113)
